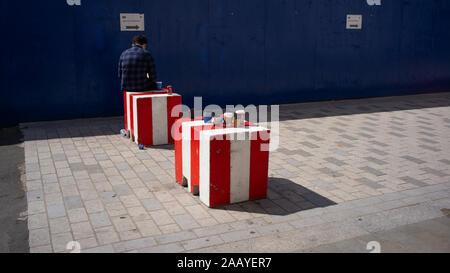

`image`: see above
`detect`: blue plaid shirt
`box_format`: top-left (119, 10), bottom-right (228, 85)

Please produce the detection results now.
top-left (119, 45), bottom-right (158, 92)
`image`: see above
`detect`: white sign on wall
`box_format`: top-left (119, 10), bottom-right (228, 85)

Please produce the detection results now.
top-left (346, 15), bottom-right (363, 30)
top-left (367, 0), bottom-right (381, 6)
top-left (120, 13), bottom-right (145, 31)
top-left (67, 0), bottom-right (81, 6)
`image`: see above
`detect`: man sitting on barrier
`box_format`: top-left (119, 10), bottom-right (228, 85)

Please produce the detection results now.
top-left (119, 35), bottom-right (158, 92)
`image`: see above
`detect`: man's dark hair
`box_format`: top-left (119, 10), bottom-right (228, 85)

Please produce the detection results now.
top-left (133, 35), bottom-right (148, 45)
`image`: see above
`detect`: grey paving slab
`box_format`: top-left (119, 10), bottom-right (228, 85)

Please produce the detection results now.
top-left (294, 149), bottom-right (313, 157)
top-left (399, 176), bottom-right (428, 187)
top-left (300, 141), bottom-right (320, 149)
top-left (69, 163), bottom-right (85, 171)
top-left (113, 184), bottom-right (133, 196)
top-left (182, 236), bottom-right (224, 251)
top-left (285, 158), bottom-right (304, 167)
top-left (137, 171), bottom-right (156, 181)
top-left (42, 174), bottom-right (58, 184)
top-left (114, 237), bottom-right (157, 252)
top-left (83, 245), bottom-right (115, 253)
top-left (401, 156), bottom-right (426, 164)
top-left (356, 178), bottom-right (383, 189)
top-left (141, 198), bottom-right (164, 212)
top-left (89, 212), bottom-right (111, 228)
top-left (329, 127), bottom-right (345, 133)
top-left (27, 190), bottom-right (43, 202)
top-left (193, 224), bottom-right (234, 237)
top-left (335, 141), bottom-right (354, 148)
top-left (419, 145), bottom-right (441, 152)
top-left (324, 157), bottom-right (347, 167)
top-left (340, 134), bottom-right (357, 141)
top-left (421, 167), bottom-right (448, 178)
top-left (173, 214), bottom-right (200, 230)
top-left (318, 167), bottom-right (343, 178)
top-left (99, 192), bottom-right (120, 204)
top-left (155, 231), bottom-right (198, 244)
top-left (64, 196), bottom-right (83, 210)
top-left (369, 141), bottom-right (389, 148)
top-left (367, 148), bottom-right (388, 156)
top-left (256, 223), bottom-right (294, 235)
top-left (310, 180), bottom-right (338, 191)
top-left (47, 203), bottom-right (67, 219)
top-left (290, 216), bottom-right (325, 229)
top-left (140, 243), bottom-right (184, 253)
top-left (359, 167), bottom-right (386, 177)
top-left (220, 229), bottom-right (260, 243)
top-left (364, 157), bottom-right (388, 166)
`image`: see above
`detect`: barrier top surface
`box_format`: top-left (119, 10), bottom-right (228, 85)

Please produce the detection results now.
top-left (198, 126), bottom-right (269, 138)
top-left (132, 93), bottom-right (181, 100)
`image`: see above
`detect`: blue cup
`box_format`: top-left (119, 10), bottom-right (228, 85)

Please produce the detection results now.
top-left (156, 81), bottom-right (163, 90)
top-left (203, 112), bottom-right (214, 123)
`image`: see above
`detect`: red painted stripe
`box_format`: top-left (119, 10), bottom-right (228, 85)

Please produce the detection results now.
top-left (130, 94), bottom-right (135, 138)
top-left (190, 125), bottom-right (214, 193)
top-left (123, 92), bottom-right (128, 131)
top-left (209, 134), bottom-right (231, 207)
top-left (249, 130), bottom-right (271, 200)
top-left (166, 95), bottom-right (182, 144)
top-left (174, 118), bottom-right (191, 185)
top-left (129, 94), bottom-right (139, 139)
top-left (129, 93), bottom-right (155, 139)
top-left (136, 97), bottom-right (153, 146)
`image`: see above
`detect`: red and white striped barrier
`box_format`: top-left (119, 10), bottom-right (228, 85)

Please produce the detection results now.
top-left (181, 120), bottom-right (208, 193)
top-left (196, 127), bottom-right (271, 208)
top-left (188, 123), bottom-right (216, 195)
top-left (174, 118), bottom-right (194, 186)
top-left (131, 93), bottom-right (182, 146)
top-left (123, 91), bottom-right (169, 137)
top-left (179, 120), bottom-right (261, 195)
top-left (124, 92), bottom-right (149, 135)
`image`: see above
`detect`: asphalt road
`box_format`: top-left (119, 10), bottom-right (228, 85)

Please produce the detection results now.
top-left (0, 126), bottom-right (28, 253)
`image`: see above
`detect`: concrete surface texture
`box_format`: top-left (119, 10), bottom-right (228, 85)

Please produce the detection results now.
top-left (0, 127), bottom-right (29, 252)
top-left (15, 92), bottom-right (450, 253)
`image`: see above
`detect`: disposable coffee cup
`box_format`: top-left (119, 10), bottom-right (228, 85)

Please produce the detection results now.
top-left (224, 113), bottom-right (234, 127)
top-left (213, 117), bottom-right (224, 127)
top-left (235, 110), bottom-right (245, 128)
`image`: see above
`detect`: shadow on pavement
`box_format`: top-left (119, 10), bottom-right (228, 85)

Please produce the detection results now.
top-left (17, 117), bottom-right (124, 145)
top-left (215, 177), bottom-right (336, 216)
top-left (145, 144), bottom-right (175, 151)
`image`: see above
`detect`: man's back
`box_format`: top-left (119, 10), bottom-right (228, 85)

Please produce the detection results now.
top-left (119, 45), bottom-right (157, 92)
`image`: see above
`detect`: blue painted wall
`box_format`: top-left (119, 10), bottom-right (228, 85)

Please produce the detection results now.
top-left (1, 0), bottom-right (450, 127)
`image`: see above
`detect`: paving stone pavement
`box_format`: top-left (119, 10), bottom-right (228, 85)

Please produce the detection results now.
top-left (21, 93), bottom-right (450, 253)
top-left (300, 216), bottom-right (450, 253)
